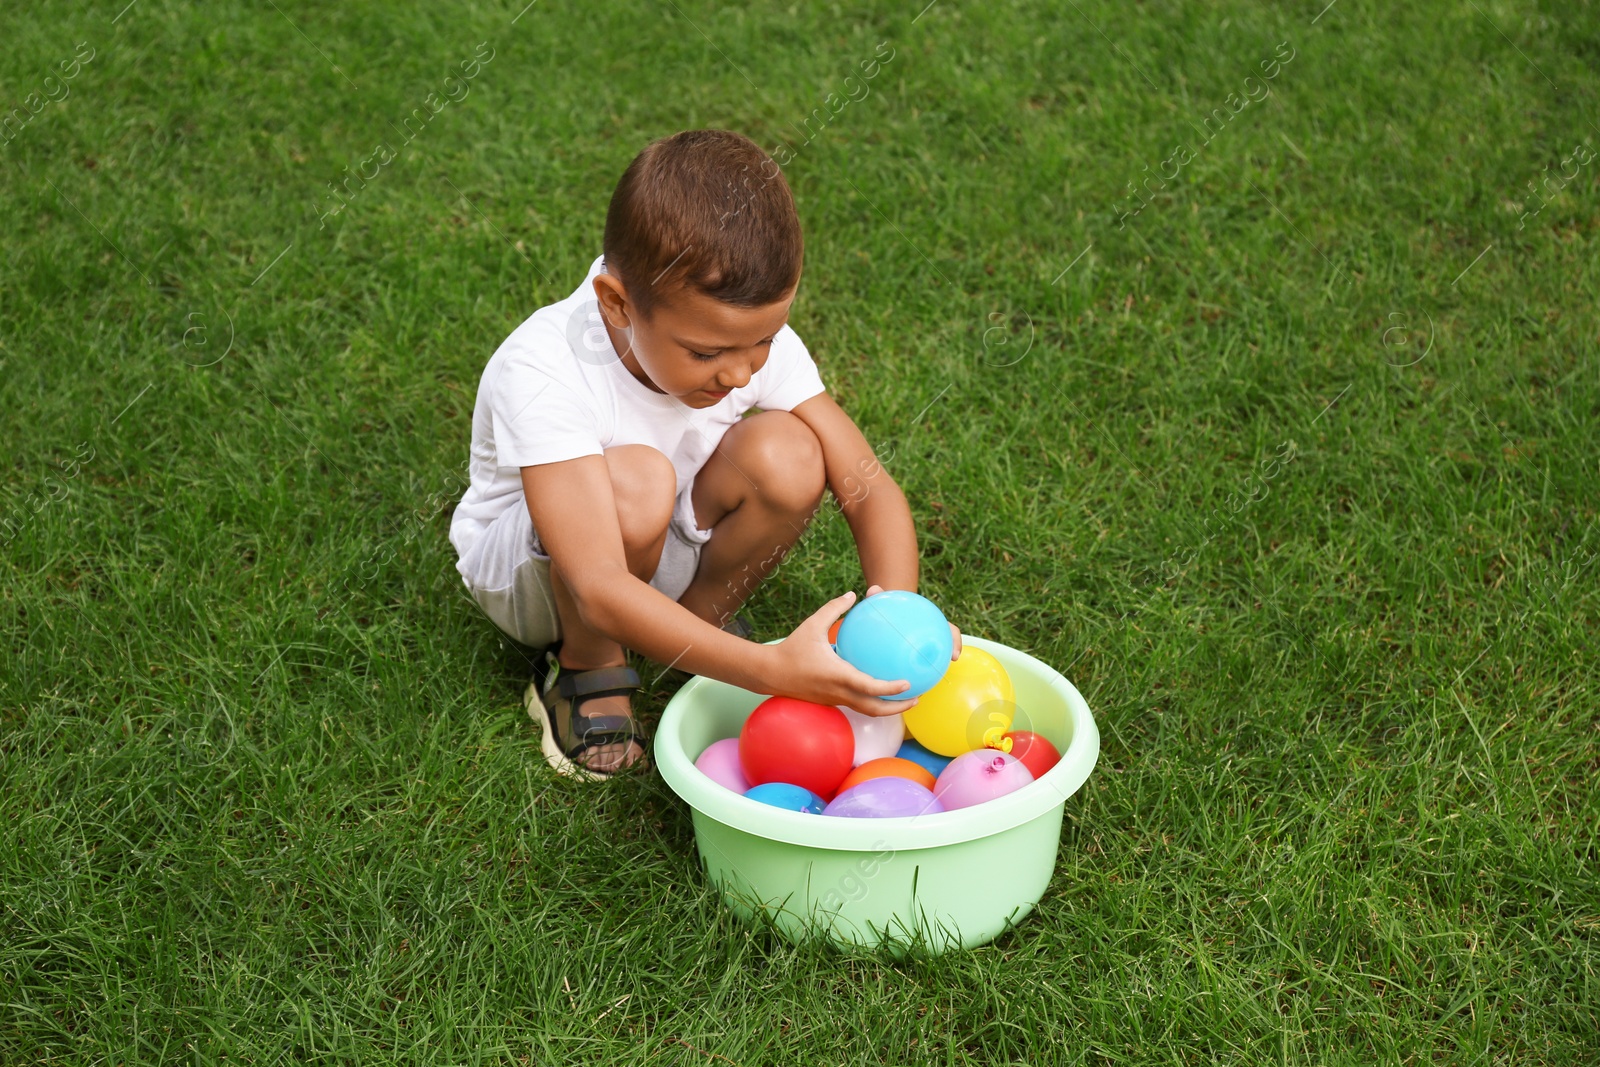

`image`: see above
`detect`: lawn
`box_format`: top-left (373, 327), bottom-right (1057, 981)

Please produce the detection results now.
top-left (3, 0), bottom-right (1598, 1062)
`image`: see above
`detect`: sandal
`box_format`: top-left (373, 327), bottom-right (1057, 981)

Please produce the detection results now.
top-left (525, 649), bottom-right (646, 780)
top-left (721, 614), bottom-right (755, 640)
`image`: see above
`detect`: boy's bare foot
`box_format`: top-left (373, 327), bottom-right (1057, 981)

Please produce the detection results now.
top-left (527, 651), bottom-right (646, 777)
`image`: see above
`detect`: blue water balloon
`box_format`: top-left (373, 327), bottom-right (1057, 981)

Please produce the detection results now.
top-left (895, 738), bottom-right (954, 779)
top-left (835, 590), bottom-right (954, 699)
top-left (743, 781), bottom-right (827, 814)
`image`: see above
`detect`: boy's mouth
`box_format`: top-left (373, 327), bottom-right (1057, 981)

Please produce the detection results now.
top-left (702, 388), bottom-right (730, 400)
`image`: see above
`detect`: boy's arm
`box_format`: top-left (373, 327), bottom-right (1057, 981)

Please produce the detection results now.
top-left (789, 393), bottom-right (962, 656)
top-left (520, 457), bottom-right (920, 711)
top-left (789, 393), bottom-right (917, 590)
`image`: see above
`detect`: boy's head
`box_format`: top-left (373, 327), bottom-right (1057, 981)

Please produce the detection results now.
top-left (594, 130), bottom-right (803, 407)
top-left (603, 129), bottom-right (802, 316)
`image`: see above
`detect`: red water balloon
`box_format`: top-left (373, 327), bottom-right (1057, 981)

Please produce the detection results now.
top-left (739, 697), bottom-right (855, 800)
top-left (996, 730), bottom-right (1061, 780)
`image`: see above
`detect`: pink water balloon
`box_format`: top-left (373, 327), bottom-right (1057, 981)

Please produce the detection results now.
top-left (823, 776), bottom-right (944, 819)
top-left (693, 738), bottom-right (750, 795)
top-left (837, 706), bottom-right (906, 767)
top-left (932, 750), bottom-right (1035, 810)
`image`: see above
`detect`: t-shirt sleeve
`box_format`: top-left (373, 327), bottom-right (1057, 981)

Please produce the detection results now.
top-left (751, 325), bottom-right (826, 412)
top-left (488, 349), bottom-right (604, 469)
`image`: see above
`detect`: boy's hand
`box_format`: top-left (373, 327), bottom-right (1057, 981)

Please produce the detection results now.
top-left (863, 584), bottom-right (963, 660)
top-left (771, 591), bottom-right (920, 717)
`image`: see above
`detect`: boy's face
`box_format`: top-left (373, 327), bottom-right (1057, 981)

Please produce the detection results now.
top-left (593, 272), bottom-right (795, 409)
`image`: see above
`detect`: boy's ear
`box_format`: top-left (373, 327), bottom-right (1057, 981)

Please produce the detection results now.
top-left (592, 271), bottom-right (633, 330)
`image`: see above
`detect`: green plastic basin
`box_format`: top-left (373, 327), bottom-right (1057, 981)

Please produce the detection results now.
top-left (655, 637), bottom-right (1099, 953)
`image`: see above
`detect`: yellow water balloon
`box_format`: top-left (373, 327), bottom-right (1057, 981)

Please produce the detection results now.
top-left (902, 646), bottom-right (1015, 757)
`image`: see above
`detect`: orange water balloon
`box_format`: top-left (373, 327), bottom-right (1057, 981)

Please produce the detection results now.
top-left (836, 756), bottom-right (936, 793)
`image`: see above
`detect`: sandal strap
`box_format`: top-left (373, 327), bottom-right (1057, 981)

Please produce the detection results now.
top-left (556, 665), bottom-right (640, 700)
top-left (564, 715), bottom-right (642, 760)
top-left (570, 713), bottom-right (635, 735)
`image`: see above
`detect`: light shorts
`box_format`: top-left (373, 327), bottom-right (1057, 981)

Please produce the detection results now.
top-left (455, 479), bottom-right (713, 650)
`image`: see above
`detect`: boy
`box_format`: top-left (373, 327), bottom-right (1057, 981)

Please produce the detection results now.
top-left (450, 129), bottom-right (959, 778)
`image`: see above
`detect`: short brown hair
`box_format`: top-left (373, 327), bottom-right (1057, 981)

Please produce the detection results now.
top-left (603, 129), bottom-right (802, 317)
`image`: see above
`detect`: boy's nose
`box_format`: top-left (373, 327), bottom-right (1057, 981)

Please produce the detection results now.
top-left (718, 363), bottom-right (753, 390)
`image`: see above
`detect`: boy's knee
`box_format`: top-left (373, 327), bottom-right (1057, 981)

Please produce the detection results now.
top-left (603, 444), bottom-right (675, 549)
top-left (746, 411), bottom-right (825, 512)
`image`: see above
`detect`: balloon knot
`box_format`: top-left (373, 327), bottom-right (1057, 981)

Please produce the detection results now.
top-left (983, 729), bottom-right (1012, 752)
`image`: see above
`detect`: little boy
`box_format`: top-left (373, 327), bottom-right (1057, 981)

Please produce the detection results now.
top-left (450, 129), bottom-right (959, 778)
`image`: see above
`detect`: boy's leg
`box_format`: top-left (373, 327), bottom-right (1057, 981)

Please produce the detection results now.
top-left (545, 444), bottom-right (676, 771)
top-left (676, 411), bottom-right (827, 628)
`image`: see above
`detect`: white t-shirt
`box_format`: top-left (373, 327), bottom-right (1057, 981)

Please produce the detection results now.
top-left (450, 255), bottom-right (827, 563)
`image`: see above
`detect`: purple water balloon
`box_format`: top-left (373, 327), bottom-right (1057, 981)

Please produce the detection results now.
top-left (694, 737), bottom-right (750, 794)
top-left (823, 776), bottom-right (944, 818)
top-left (932, 750), bottom-right (1035, 810)
top-left (838, 706), bottom-right (906, 767)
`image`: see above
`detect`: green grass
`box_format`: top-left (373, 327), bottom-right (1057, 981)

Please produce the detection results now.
top-left (3, 0), bottom-right (1598, 1062)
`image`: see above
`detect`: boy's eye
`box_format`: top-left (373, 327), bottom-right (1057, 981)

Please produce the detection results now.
top-left (687, 338), bottom-right (772, 360)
